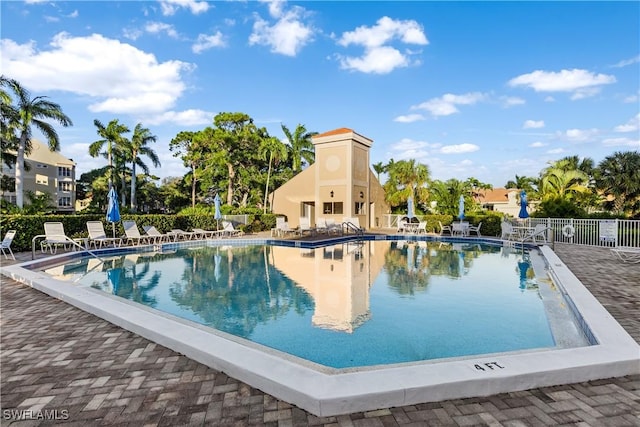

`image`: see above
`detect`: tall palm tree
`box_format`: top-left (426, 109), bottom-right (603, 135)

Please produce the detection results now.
top-left (595, 151), bottom-right (640, 216)
top-left (127, 123), bottom-right (160, 212)
top-left (539, 167), bottom-right (590, 201)
top-left (1, 77), bottom-right (73, 208)
top-left (259, 136), bottom-right (288, 213)
top-left (90, 119), bottom-right (130, 190)
top-left (281, 123), bottom-right (317, 173)
top-left (372, 161), bottom-right (386, 182)
top-left (384, 159), bottom-right (430, 209)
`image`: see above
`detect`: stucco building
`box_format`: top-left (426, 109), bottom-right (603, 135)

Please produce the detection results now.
top-left (475, 188), bottom-right (536, 217)
top-left (270, 128), bottom-right (390, 229)
top-left (1, 139), bottom-right (76, 213)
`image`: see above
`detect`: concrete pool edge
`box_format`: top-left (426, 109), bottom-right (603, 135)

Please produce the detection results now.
top-left (2, 244), bottom-right (639, 417)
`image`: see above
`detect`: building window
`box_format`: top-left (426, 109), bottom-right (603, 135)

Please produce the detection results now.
top-left (58, 182), bottom-right (72, 192)
top-left (58, 196), bottom-right (72, 207)
top-left (58, 166), bottom-right (72, 177)
top-left (35, 174), bottom-right (48, 185)
top-left (36, 163), bottom-right (48, 168)
top-left (323, 202), bottom-right (343, 215)
top-left (355, 202), bottom-right (365, 215)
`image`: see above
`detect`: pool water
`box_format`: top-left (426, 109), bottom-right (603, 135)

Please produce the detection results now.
top-left (53, 240), bottom-right (556, 368)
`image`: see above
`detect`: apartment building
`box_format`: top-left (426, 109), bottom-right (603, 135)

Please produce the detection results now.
top-left (1, 139), bottom-right (76, 213)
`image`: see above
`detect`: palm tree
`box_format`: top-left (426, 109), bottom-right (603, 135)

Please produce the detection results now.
top-left (281, 123), bottom-right (317, 173)
top-left (259, 136), bottom-right (288, 213)
top-left (1, 77), bottom-right (73, 208)
top-left (384, 159), bottom-right (430, 210)
top-left (127, 123), bottom-right (160, 212)
top-left (90, 119), bottom-right (130, 190)
top-left (372, 161), bottom-right (386, 182)
top-left (595, 151), bottom-right (640, 216)
top-left (539, 167), bottom-right (590, 201)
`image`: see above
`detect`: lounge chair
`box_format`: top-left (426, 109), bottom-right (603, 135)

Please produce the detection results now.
top-left (297, 217), bottom-right (315, 236)
top-left (1, 230), bottom-right (16, 260)
top-left (500, 221), bottom-right (519, 241)
top-left (416, 221), bottom-right (427, 234)
top-left (315, 217), bottom-right (329, 234)
top-left (342, 217), bottom-right (365, 234)
top-left (192, 228), bottom-right (220, 239)
top-left (611, 246), bottom-right (640, 264)
top-left (41, 222), bottom-right (72, 254)
top-left (438, 221), bottom-right (452, 236)
top-left (468, 222), bottom-right (482, 237)
top-left (123, 220), bottom-right (152, 246)
top-left (170, 228), bottom-right (198, 240)
top-left (521, 223), bottom-right (548, 244)
top-left (221, 221), bottom-right (243, 237)
top-left (143, 225), bottom-right (173, 243)
top-left (87, 221), bottom-right (122, 249)
top-left (325, 218), bottom-right (343, 235)
top-left (272, 217), bottom-right (296, 238)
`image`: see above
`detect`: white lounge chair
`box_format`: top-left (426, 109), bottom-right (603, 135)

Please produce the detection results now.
top-left (297, 217), bottom-right (315, 236)
top-left (272, 217), bottom-right (296, 238)
top-left (438, 221), bottom-right (452, 236)
top-left (325, 218), bottom-right (343, 235)
top-left (221, 221), bottom-right (243, 237)
top-left (192, 227), bottom-right (220, 239)
top-left (41, 222), bottom-right (72, 254)
top-left (123, 220), bottom-right (152, 246)
top-left (87, 221), bottom-right (122, 248)
top-left (170, 228), bottom-right (198, 240)
top-left (143, 225), bottom-right (172, 243)
top-left (521, 223), bottom-right (548, 244)
top-left (611, 246), bottom-right (640, 264)
top-left (1, 230), bottom-right (16, 260)
top-left (468, 222), bottom-right (482, 237)
top-left (501, 221), bottom-right (519, 241)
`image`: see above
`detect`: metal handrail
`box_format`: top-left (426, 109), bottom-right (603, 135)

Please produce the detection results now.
top-left (32, 234), bottom-right (106, 263)
top-left (342, 221), bottom-right (365, 236)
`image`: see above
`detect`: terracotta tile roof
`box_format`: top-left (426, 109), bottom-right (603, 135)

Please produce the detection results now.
top-left (476, 188), bottom-right (519, 203)
top-left (313, 128), bottom-right (354, 138)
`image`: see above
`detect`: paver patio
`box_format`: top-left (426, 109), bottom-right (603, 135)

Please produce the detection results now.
top-left (1, 243), bottom-right (639, 426)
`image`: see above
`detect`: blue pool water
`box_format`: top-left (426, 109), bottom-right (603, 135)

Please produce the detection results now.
top-left (54, 240), bottom-right (555, 368)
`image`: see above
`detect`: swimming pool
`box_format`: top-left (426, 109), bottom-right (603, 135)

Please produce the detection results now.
top-left (51, 241), bottom-right (568, 368)
top-left (3, 235), bottom-right (639, 416)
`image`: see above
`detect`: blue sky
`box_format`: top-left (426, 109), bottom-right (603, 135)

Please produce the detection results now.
top-left (2, 0), bottom-right (639, 187)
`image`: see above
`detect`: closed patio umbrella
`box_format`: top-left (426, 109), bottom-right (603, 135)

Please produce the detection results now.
top-left (407, 196), bottom-right (415, 220)
top-left (518, 190), bottom-right (529, 219)
top-left (106, 187), bottom-right (120, 238)
top-left (458, 195), bottom-right (465, 220)
top-left (214, 193), bottom-right (222, 230)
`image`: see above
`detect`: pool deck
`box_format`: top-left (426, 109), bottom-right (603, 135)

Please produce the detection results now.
top-left (1, 240), bottom-right (639, 426)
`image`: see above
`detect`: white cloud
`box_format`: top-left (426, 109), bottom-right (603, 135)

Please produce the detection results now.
top-left (123, 28), bottom-right (143, 40)
top-left (336, 16), bottom-right (428, 74)
top-left (611, 55), bottom-right (640, 68)
top-left (500, 96), bottom-right (525, 107)
top-left (68, 10), bottom-right (78, 18)
top-left (614, 114), bottom-right (640, 133)
top-left (143, 109), bottom-right (215, 126)
top-left (602, 137), bottom-right (640, 148)
top-left (547, 148), bottom-right (566, 154)
top-left (145, 21), bottom-right (179, 38)
top-left (44, 15), bottom-right (60, 23)
top-left (508, 69), bottom-right (616, 99)
top-left (249, 4), bottom-right (314, 57)
top-left (159, 0), bottom-right (209, 16)
top-left (1, 33), bottom-right (193, 115)
top-left (439, 143), bottom-right (479, 154)
top-left (623, 93), bottom-right (639, 103)
top-left (529, 141), bottom-right (548, 148)
top-left (393, 113), bottom-right (424, 123)
top-left (556, 128), bottom-right (599, 143)
top-left (192, 31), bottom-right (226, 53)
top-left (411, 92), bottom-right (486, 117)
top-left (544, 96), bottom-right (555, 102)
top-left (523, 120), bottom-right (544, 129)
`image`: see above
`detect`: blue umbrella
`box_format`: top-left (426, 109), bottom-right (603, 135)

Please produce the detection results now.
top-left (518, 190), bottom-right (529, 219)
top-left (106, 187), bottom-right (120, 238)
top-left (214, 193), bottom-right (222, 230)
top-left (407, 196), bottom-right (415, 219)
top-left (107, 268), bottom-right (121, 295)
top-left (458, 195), bottom-right (465, 220)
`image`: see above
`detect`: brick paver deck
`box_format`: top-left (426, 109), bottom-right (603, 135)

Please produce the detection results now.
top-left (1, 243), bottom-right (639, 426)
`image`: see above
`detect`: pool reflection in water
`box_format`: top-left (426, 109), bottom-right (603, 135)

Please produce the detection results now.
top-left (59, 241), bottom-right (556, 368)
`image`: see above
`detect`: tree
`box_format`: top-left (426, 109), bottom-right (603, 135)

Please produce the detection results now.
top-left (259, 136), bottom-right (288, 213)
top-left (281, 123), bottom-right (317, 173)
top-left (90, 119), bottom-right (129, 190)
top-left (372, 161), bottom-right (386, 182)
top-left (1, 77), bottom-right (73, 208)
top-left (127, 123), bottom-right (160, 212)
top-left (595, 151), bottom-right (640, 217)
top-left (429, 178), bottom-right (469, 216)
top-left (539, 166), bottom-right (590, 201)
top-left (505, 175), bottom-right (537, 194)
top-left (170, 131), bottom-right (202, 208)
top-left (384, 159), bottom-right (430, 211)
